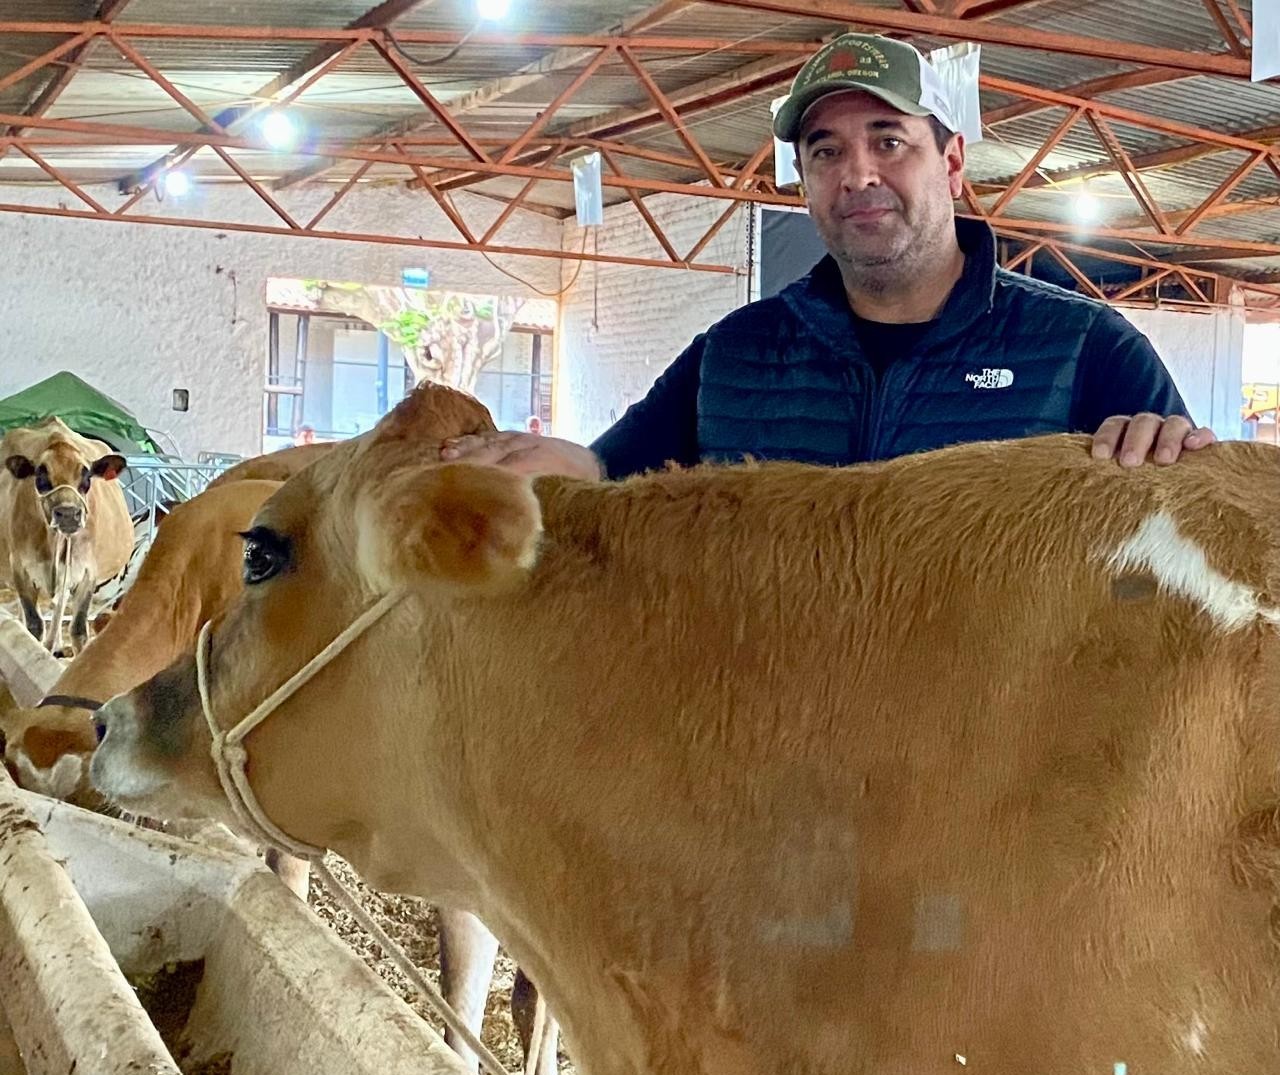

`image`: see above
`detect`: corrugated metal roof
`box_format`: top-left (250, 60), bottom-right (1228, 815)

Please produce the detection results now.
top-left (0, 0), bottom-right (1277, 298)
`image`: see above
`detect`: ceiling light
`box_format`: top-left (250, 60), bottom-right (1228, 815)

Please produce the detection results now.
top-left (1074, 188), bottom-right (1102, 224)
top-left (476, 0), bottom-right (510, 19)
top-left (260, 110), bottom-right (299, 150)
top-left (163, 170), bottom-right (191, 197)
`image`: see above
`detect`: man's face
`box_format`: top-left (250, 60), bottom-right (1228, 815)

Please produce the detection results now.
top-left (795, 91), bottom-right (965, 283)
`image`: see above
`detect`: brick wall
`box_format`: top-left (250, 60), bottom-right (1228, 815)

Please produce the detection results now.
top-left (555, 192), bottom-right (751, 443)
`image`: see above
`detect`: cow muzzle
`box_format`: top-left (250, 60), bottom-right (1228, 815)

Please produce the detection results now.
top-left (89, 693), bottom-right (172, 802)
top-left (41, 486), bottom-right (88, 535)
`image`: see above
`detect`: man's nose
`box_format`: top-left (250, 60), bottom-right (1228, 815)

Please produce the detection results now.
top-left (839, 148), bottom-right (880, 190)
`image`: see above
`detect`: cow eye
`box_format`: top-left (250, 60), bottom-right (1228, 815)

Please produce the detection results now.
top-left (34, 467), bottom-right (52, 494)
top-left (78, 468), bottom-right (91, 494)
top-left (240, 528), bottom-right (290, 585)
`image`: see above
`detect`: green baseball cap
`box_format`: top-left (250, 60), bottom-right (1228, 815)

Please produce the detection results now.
top-left (773, 33), bottom-right (959, 144)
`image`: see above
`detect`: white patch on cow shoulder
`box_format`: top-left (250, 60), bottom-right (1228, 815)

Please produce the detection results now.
top-left (1182, 1013), bottom-right (1208, 1057)
top-left (15, 751), bottom-right (84, 801)
top-left (1104, 511), bottom-right (1280, 631)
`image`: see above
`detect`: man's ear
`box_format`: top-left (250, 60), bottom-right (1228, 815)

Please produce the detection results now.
top-left (90, 454), bottom-right (127, 481)
top-left (356, 462), bottom-right (542, 595)
top-left (945, 131), bottom-right (966, 199)
top-left (4, 455), bottom-right (34, 480)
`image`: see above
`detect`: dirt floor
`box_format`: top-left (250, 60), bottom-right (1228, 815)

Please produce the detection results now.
top-left (308, 853), bottom-right (574, 1074)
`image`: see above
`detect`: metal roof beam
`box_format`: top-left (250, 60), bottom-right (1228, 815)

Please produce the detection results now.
top-left (694, 0), bottom-right (1258, 78)
top-left (113, 0), bottom-right (436, 193)
top-left (4, 0), bottom-right (131, 138)
top-left (272, 0), bottom-right (698, 189)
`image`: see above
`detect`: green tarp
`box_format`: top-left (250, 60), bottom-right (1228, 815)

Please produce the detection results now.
top-left (0, 372), bottom-right (161, 455)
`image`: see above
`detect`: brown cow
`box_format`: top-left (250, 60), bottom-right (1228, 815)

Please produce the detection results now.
top-left (206, 442), bottom-right (334, 489)
top-left (92, 382), bottom-right (1280, 1074)
top-left (0, 417), bottom-right (132, 655)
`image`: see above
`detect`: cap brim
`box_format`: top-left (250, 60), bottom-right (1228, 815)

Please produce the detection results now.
top-left (772, 82), bottom-right (931, 144)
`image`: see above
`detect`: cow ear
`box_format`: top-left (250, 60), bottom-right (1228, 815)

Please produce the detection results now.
top-left (90, 454), bottom-right (127, 481)
top-left (355, 462), bottom-right (541, 595)
top-left (4, 455), bottom-right (34, 480)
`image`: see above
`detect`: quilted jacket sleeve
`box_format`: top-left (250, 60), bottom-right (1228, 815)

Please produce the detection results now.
top-left (1070, 309), bottom-right (1193, 434)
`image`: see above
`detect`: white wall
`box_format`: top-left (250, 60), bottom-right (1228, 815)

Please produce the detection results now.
top-left (0, 183), bottom-right (562, 457)
top-left (1119, 307), bottom-right (1244, 435)
top-left (555, 192), bottom-right (749, 444)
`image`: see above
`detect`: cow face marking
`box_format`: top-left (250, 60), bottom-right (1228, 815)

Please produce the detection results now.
top-left (1104, 510), bottom-right (1280, 631)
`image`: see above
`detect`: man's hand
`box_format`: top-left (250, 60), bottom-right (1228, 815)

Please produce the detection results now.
top-left (439, 431), bottom-right (604, 480)
top-left (1091, 413), bottom-right (1217, 467)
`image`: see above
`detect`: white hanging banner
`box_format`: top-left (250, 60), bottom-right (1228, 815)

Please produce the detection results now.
top-left (1254, 0), bottom-right (1280, 80)
top-left (571, 151), bottom-right (604, 226)
top-left (770, 96), bottom-right (801, 188)
top-left (929, 42), bottom-right (983, 145)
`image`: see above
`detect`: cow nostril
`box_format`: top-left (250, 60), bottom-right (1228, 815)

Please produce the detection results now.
top-left (93, 714), bottom-right (107, 744)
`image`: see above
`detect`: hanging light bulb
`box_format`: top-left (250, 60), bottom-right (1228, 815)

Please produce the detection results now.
top-left (164, 170), bottom-right (191, 197)
top-left (259, 111), bottom-right (299, 151)
top-left (477, 0), bottom-right (510, 19)
top-left (1074, 185), bottom-right (1102, 224)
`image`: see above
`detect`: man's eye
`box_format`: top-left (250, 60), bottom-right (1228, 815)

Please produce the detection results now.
top-left (880, 137), bottom-right (904, 150)
top-left (242, 534), bottom-right (288, 584)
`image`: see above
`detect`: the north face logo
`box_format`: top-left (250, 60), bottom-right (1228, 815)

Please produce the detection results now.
top-left (965, 368), bottom-right (1014, 389)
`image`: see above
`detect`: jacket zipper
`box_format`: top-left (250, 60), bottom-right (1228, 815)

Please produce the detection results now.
top-left (852, 361), bottom-right (876, 463)
top-left (866, 362), bottom-right (896, 462)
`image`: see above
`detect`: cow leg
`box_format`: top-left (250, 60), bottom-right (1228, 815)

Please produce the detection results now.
top-left (438, 907), bottom-right (500, 1072)
top-left (13, 570), bottom-right (43, 643)
top-left (512, 969), bottom-right (560, 1075)
top-left (67, 570), bottom-right (96, 656)
top-left (264, 846), bottom-right (310, 900)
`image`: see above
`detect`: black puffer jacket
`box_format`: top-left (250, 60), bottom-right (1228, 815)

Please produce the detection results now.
top-left (593, 218), bottom-right (1188, 478)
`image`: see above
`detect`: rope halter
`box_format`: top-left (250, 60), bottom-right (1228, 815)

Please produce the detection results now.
top-left (195, 590), bottom-right (406, 861)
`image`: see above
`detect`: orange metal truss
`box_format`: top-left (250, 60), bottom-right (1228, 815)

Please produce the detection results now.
top-left (0, 13), bottom-right (1277, 307)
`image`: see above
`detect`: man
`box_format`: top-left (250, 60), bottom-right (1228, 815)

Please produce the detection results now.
top-left (443, 33), bottom-right (1215, 478)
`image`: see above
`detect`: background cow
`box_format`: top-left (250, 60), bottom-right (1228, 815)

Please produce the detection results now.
top-left (0, 417), bottom-right (132, 655)
top-left (92, 382), bottom-right (1280, 1075)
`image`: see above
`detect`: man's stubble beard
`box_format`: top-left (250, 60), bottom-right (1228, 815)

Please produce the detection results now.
top-left (822, 194), bottom-right (954, 298)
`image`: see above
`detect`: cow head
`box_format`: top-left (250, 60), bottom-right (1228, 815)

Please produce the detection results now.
top-left (91, 383), bottom-right (540, 876)
top-left (5, 442), bottom-right (127, 535)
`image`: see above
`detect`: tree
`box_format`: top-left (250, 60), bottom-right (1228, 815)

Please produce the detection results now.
top-left (301, 282), bottom-right (523, 393)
